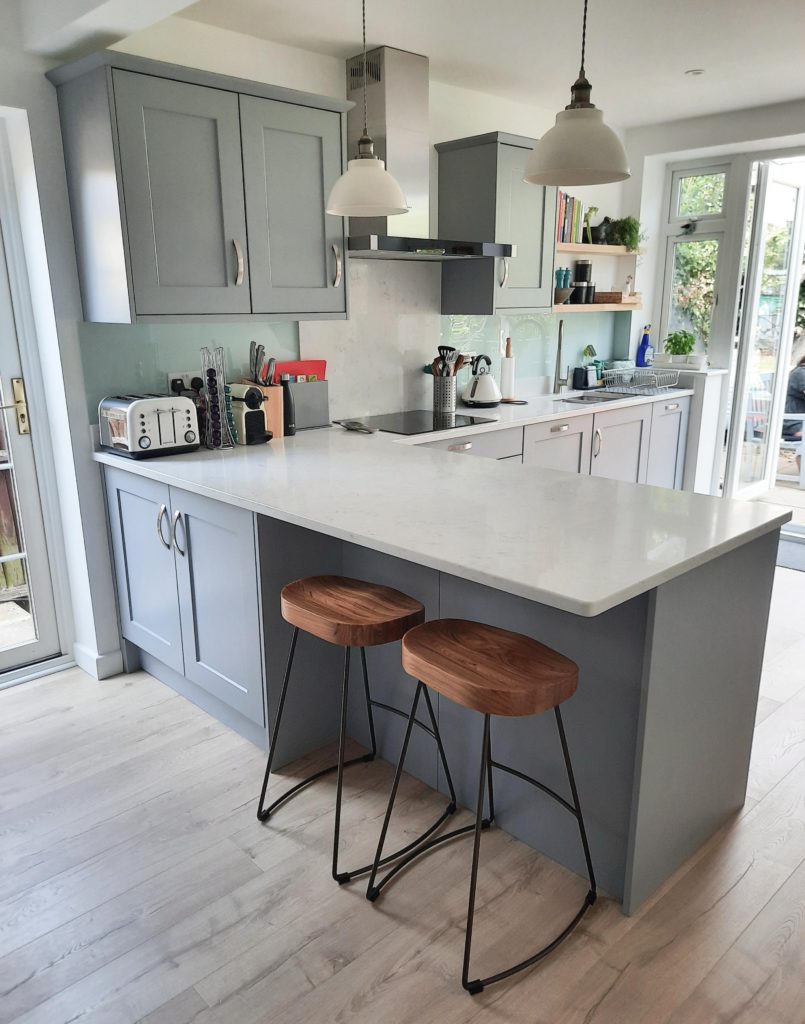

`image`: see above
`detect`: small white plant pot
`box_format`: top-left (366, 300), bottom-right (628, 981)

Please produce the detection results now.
top-left (686, 354), bottom-right (707, 370)
top-left (671, 354), bottom-right (688, 364)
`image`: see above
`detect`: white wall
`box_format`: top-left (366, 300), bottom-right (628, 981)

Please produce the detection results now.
top-left (0, 3), bottom-right (123, 676)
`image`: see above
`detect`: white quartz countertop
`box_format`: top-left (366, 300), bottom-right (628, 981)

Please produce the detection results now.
top-left (93, 391), bottom-right (790, 617)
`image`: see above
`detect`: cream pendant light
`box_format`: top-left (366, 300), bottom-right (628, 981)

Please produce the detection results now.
top-left (326, 0), bottom-right (408, 217)
top-left (524, 0), bottom-right (629, 187)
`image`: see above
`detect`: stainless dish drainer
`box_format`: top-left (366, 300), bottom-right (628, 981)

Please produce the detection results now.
top-left (601, 368), bottom-right (680, 396)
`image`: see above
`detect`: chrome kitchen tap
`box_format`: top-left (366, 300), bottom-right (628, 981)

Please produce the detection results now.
top-left (553, 318), bottom-right (569, 393)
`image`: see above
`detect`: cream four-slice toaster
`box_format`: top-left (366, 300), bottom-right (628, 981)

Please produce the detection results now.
top-left (99, 395), bottom-right (200, 458)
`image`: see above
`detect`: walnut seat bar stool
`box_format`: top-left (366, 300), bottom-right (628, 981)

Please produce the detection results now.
top-left (366, 619), bottom-right (597, 994)
top-left (256, 576), bottom-right (461, 885)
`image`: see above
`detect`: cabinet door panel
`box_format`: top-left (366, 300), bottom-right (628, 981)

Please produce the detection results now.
top-left (495, 144), bottom-right (556, 310)
top-left (591, 406), bottom-right (651, 484)
top-left (104, 468), bottom-right (183, 672)
top-left (524, 416), bottom-right (593, 474)
top-left (647, 396), bottom-right (691, 489)
top-left (241, 95), bottom-right (345, 314)
top-left (172, 489), bottom-right (264, 725)
top-left (113, 70), bottom-right (250, 315)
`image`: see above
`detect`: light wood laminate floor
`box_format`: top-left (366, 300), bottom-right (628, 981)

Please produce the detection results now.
top-left (2, 569), bottom-right (805, 1023)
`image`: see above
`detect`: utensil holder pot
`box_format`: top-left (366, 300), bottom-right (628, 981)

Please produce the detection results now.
top-left (433, 376), bottom-right (457, 414)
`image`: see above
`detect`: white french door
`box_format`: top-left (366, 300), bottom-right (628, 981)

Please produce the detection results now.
top-left (724, 163), bottom-right (805, 500)
top-left (0, 221), bottom-right (60, 671)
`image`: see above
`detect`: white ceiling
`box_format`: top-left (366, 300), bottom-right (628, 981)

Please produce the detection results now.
top-left (178, 0), bottom-right (805, 129)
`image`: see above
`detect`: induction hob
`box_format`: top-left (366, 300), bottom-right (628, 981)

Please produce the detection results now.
top-left (343, 410), bottom-right (498, 436)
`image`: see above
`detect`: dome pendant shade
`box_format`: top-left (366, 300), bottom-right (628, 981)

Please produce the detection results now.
top-left (326, 146), bottom-right (409, 217)
top-left (524, 107), bottom-right (629, 187)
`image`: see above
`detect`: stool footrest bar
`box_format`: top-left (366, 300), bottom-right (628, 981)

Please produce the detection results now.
top-left (369, 699), bottom-right (436, 738)
top-left (257, 751), bottom-right (373, 822)
top-left (488, 759), bottom-right (576, 816)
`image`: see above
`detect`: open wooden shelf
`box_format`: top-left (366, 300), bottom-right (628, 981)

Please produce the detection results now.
top-left (553, 303), bottom-right (641, 313)
top-left (555, 242), bottom-right (642, 256)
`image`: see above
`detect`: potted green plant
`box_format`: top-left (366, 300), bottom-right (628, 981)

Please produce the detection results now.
top-left (610, 215), bottom-right (643, 252)
top-left (663, 329), bottom-right (697, 364)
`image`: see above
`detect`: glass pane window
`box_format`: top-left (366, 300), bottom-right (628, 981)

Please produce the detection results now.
top-left (677, 172), bottom-right (726, 218)
top-left (667, 238), bottom-right (720, 351)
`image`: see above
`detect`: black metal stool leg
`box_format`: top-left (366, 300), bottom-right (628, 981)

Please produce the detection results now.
top-left (485, 722), bottom-right (495, 825)
top-left (462, 715), bottom-right (491, 995)
top-left (365, 682), bottom-right (423, 900)
top-left (360, 647), bottom-right (377, 759)
top-left (555, 707), bottom-right (597, 898)
top-left (421, 686), bottom-right (457, 810)
top-left (257, 626), bottom-right (299, 822)
top-left (332, 646), bottom-right (352, 884)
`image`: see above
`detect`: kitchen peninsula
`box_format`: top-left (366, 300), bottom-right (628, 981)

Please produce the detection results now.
top-left (96, 406), bottom-right (788, 915)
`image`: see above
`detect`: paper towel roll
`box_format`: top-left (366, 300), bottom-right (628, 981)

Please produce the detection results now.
top-left (501, 357), bottom-right (516, 399)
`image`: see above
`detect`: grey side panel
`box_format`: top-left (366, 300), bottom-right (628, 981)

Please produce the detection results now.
top-left (241, 96), bottom-right (346, 315)
top-left (624, 529), bottom-right (778, 913)
top-left (341, 543), bottom-right (441, 789)
top-left (171, 488), bottom-right (264, 726)
top-left (112, 70), bottom-right (251, 316)
top-left (103, 466), bottom-right (183, 673)
top-left (437, 142), bottom-right (498, 241)
top-left (56, 66), bottom-right (132, 323)
top-left (438, 573), bottom-right (650, 902)
top-left (257, 517), bottom-right (343, 768)
top-left (440, 258), bottom-right (496, 316)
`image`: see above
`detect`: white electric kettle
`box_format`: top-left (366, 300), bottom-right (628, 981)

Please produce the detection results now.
top-left (461, 355), bottom-right (502, 408)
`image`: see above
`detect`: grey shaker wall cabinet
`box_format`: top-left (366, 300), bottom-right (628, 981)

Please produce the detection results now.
top-left (48, 50), bottom-right (350, 323)
top-left (104, 467), bottom-right (265, 738)
top-left (437, 133), bottom-right (557, 315)
top-left (240, 96), bottom-right (346, 315)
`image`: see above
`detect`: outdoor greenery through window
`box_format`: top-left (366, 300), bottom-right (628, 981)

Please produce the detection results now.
top-left (677, 172), bottom-right (726, 218)
top-left (668, 238), bottom-right (720, 350)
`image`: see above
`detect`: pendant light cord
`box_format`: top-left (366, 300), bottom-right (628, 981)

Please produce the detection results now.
top-left (579, 0), bottom-right (588, 77)
top-left (360, 0), bottom-right (366, 136)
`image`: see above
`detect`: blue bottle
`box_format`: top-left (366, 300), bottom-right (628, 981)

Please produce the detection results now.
top-left (636, 324), bottom-right (653, 368)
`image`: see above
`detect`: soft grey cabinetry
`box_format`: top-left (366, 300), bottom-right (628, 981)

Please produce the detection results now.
top-left (646, 396), bottom-right (691, 490)
top-left (104, 467), bottom-right (264, 728)
top-left (420, 426), bottom-right (523, 460)
top-left (437, 133), bottom-right (557, 314)
top-left (523, 415), bottom-right (593, 474)
top-left (104, 468), bottom-right (183, 673)
top-left (240, 96), bottom-right (346, 315)
top-left (113, 71), bottom-right (251, 316)
top-left (590, 405), bottom-right (652, 484)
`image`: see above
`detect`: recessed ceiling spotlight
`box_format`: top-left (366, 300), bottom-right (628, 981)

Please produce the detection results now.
top-left (685, 68), bottom-right (705, 76)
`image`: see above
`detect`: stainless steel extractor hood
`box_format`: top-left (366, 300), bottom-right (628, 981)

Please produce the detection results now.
top-left (344, 46), bottom-right (513, 262)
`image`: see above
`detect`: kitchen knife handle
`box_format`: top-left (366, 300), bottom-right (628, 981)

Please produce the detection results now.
top-left (593, 428), bottom-right (602, 458)
top-left (156, 504), bottom-right (171, 549)
top-left (233, 239), bottom-right (245, 286)
top-left (171, 510), bottom-right (187, 556)
top-left (332, 242), bottom-right (343, 288)
top-left (499, 257), bottom-right (509, 289)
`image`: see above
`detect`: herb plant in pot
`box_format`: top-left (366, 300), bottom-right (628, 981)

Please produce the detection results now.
top-left (664, 329), bottom-right (697, 365)
top-left (610, 216), bottom-right (642, 252)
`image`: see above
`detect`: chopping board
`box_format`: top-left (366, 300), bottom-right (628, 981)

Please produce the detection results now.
top-left (274, 360), bottom-right (327, 381)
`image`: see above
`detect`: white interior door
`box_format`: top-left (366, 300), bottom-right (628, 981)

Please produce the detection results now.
top-left (0, 223), bottom-right (60, 671)
top-left (724, 163), bottom-right (805, 499)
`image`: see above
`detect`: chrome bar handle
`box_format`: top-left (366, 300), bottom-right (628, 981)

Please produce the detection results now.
top-left (233, 239), bottom-right (245, 286)
top-left (551, 423), bottom-right (570, 433)
top-left (593, 428), bottom-right (602, 458)
top-left (332, 242), bottom-right (343, 288)
top-left (665, 402), bottom-right (680, 412)
top-left (156, 504), bottom-right (171, 549)
top-left (171, 510), bottom-right (186, 556)
top-left (448, 442), bottom-right (473, 452)
top-left (499, 258), bottom-right (509, 289)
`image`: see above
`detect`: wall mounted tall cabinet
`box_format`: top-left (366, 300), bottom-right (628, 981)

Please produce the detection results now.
top-left (48, 52), bottom-right (351, 323)
top-left (437, 132), bottom-right (557, 314)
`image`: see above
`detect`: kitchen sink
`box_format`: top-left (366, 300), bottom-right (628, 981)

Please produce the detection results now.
top-left (558, 392), bottom-right (626, 404)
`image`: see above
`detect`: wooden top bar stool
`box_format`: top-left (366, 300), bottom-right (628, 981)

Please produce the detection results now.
top-left (257, 576), bottom-right (458, 887)
top-left (366, 618), bottom-right (597, 995)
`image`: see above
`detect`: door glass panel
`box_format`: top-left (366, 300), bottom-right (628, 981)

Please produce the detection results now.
top-left (0, 454), bottom-right (36, 649)
top-left (677, 172), bottom-right (726, 218)
top-left (667, 238), bottom-right (720, 351)
top-left (737, 178), bottom-right (799, 488)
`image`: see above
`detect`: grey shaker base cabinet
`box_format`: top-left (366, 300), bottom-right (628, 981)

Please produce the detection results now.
top-left (50, 51), bottom-right (349, 323)
top-left (104, 467), bottom-right (266, 741)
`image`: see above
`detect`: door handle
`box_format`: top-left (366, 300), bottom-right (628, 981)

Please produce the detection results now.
top-left (448, 441), bottom-right (472, 452)
top-left (593, 428), bottom-right (602, 457)
top-left (156, 504), bottom-right (171, 549)
top-left (232, 239), bottom-right (245, 286)
top-left (499, 258), bottom-right (509, 288)
top-left (551, 423), bottom-right (570, 433)
top-left (0, 379), bottom-right (30, 435)
top-left (331, 242), bottom-right (343, 288)
top-left (171, 510), bottom-right (187, 556)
